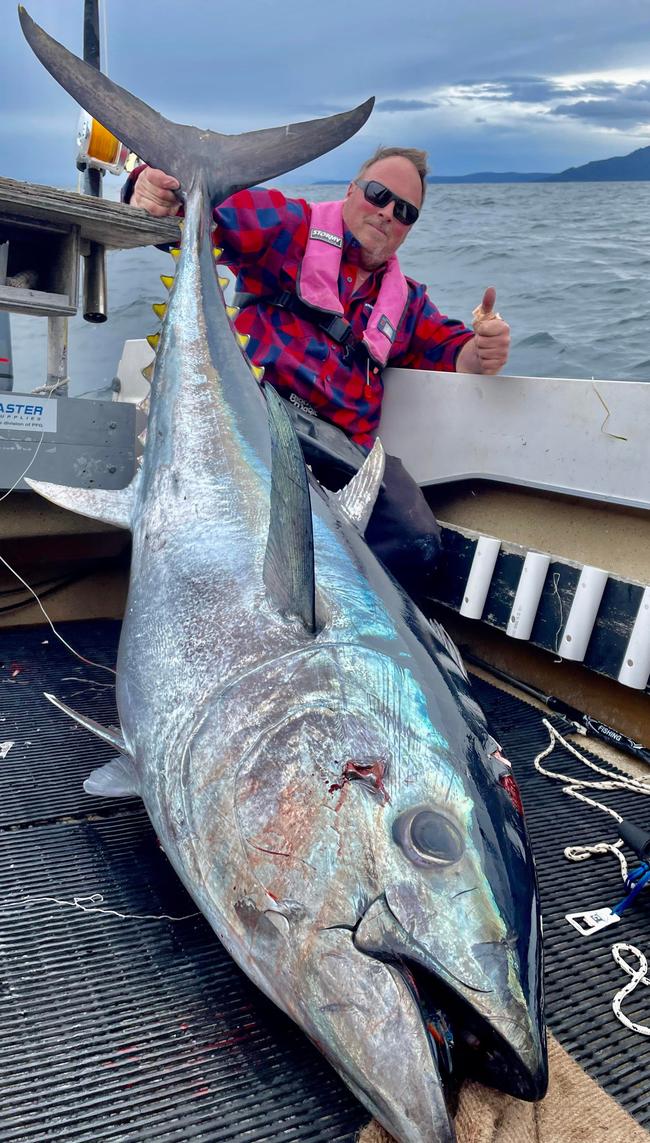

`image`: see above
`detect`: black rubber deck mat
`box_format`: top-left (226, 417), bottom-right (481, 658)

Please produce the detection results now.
top-left (1, 620), bottom-right (649, 1138)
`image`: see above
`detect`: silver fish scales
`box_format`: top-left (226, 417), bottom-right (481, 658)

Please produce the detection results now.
top-left (20, 10), bottom-right (548, 1140)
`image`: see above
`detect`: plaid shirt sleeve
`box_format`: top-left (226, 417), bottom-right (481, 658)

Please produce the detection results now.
top-left (214, 188), bottom-right (310, 294)
top-left (392, 284), bottom-right (474, 371)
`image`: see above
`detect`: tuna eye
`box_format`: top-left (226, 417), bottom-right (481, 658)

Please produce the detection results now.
top-left (393, 808), bottom-right (464, 867)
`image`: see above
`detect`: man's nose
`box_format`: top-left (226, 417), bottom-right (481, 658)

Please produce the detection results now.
top-left (377, 198), bottom-right (395, 220)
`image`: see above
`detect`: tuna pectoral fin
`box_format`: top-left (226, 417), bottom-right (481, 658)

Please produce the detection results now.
top-left (303, 928), bottom-right (455, 1143)
top-left (25, 476), bottom-right (137, 530)
top-left (20, 9), bottom-right (373, 205)
top-left (44, 693), bottom-right (127, 754)
top-left (84, 757), bottom-right (140, 798)
top-left (263, 385), bottom-right (316, 633)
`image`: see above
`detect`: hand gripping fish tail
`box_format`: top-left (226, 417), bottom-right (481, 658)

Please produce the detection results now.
top-left (20, 10), bottom-right (547, 1143)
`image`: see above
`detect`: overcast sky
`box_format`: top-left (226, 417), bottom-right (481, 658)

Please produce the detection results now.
top-left (3, 0), bottom-right (650, 188)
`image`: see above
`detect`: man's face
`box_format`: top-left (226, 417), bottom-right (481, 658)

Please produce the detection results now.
top-left (342, 156), bottom-right (423, 270)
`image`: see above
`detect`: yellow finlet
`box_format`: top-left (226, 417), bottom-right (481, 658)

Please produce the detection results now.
top-left (160, 275), bottom-right (174, 291)
top-left (152, 302), bottom-right (167, 321)
top-left (146, 333), bottom-right (160, 351)
top-left (213, 246), bottom-right (224, 259)
top-left (141, 362), bottom-right (154, 382)
top-left (170, 247), bottom-right (181, 262)
top-left (218, 275), bottom-right (229, 290)
top-left (251, 365), bottom-right (265, 382)
top-left (236, 333), bottom-right (251, 351)
top-left (226, 305), bottom-right (240, 320)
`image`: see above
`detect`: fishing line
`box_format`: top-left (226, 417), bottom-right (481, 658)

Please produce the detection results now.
top-left (0, 892), bottom-right (198, 923)
top-left (0, 551), bottom-right (116, 677)
top-left (0, 432), bottom-right (117, 678)
top-left (550, 572), bottom-right (564, 656)
top-left (0, 427), bottom-right (44, 502)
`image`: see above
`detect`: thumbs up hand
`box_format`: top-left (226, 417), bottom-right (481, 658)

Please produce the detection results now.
top-left (472, 286), bottom-right (499, 327)
top-left (457, 286), bottom-right (511, 375)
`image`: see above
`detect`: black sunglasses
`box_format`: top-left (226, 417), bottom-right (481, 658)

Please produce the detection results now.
top-left (355, 179), bottom-right (420, 226)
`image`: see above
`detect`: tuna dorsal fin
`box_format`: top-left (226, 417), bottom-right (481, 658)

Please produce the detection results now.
top-left (19, 8), bottom-right (374, 207)
top-left (25, 474), bottom-right (138, 530)
top-left (333, 438), bottom-right (385, 533)
top-left (44, 692), bottom-right (128, 753)
top-left (262, 385), bottom-right (316, 633)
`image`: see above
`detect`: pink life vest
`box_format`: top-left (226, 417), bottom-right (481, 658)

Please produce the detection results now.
top-left (296, 200), bottom-right (409, 367)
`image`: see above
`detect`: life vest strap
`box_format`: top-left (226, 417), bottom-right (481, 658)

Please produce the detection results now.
top-left (233, 290), bottom-right (370, 360)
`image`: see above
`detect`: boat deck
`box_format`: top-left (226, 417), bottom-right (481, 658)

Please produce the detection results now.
top-left (1, 621), bottom-right (649, 1139)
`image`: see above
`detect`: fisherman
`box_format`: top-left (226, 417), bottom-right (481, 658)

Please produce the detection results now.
top-left (123, 148), bottom-right (511, 604)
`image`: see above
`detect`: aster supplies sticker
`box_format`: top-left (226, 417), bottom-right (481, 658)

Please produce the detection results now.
top-left (0, 397), bottom-right (58, 432)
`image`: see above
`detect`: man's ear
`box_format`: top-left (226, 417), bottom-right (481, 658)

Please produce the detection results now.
top-left (344, 182), bottom-right (355, 200)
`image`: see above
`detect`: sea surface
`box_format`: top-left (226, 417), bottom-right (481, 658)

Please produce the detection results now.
top-left (9, 181), bottom-right (650, 396)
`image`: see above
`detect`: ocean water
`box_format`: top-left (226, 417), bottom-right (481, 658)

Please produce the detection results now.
top-left (9, 181), bottom-right (650, 396)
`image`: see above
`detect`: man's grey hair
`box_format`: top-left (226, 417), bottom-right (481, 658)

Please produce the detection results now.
top-left (356, 146), bottom-right (429, 201)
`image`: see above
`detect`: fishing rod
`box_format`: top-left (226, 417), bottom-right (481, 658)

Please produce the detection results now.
top-left (464, 653), bottom-right (650, 767)
top-left (76, 0), bottom-right (129, 322)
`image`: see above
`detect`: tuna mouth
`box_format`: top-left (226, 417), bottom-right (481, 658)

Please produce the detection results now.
top-left (401, 959), bottom-right (547, 1105)
top-left (353, 897), bottom-right (547, 1105)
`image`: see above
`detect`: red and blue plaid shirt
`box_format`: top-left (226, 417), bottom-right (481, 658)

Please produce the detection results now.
top-left (213, 188), bottom-right (473, 449)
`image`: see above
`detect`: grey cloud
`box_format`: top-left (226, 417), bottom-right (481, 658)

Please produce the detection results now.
top-left (452, 76), bottom-right (650, 110)
top-left (550, 81), bottom-right (650, 126)
top-left (460, 76), bottom-right (568, 103)
top-left (502, 78), bottom-right (566, 103)
top-left (375, 99), bottom-right (438, 112)
top-left (553, 98), bottom-right (650, 125)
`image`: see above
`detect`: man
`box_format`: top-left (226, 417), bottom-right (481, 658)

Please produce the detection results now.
top-left (124, 148), bottom-right (510, 602)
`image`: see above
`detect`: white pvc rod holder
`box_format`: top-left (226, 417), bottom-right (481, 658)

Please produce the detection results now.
top-left (558, 565), bottom-right (608, 662)
top-left (507, 551), bottom-right (550, 641)
top-left (618, 586), bottom-right (650, 690)
top-left (459, 535), bottom-right (501, 620)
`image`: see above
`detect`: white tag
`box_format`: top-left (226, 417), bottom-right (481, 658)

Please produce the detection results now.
top-left (566, 906), bottom-right (622, 936)
top-left (309, 228), bottom-right (342, 248)
top-left (0, 396), bottom-right (57, 433)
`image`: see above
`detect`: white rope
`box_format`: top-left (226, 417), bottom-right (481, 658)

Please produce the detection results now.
top-left (534, 718), bottom-right (650, 882)
top-left (535, 719), bottom-right (650, 1034)
top-left (612, 944), bottom-right (650, 1035)
top-left (30, 377), bottom-right (70, 397)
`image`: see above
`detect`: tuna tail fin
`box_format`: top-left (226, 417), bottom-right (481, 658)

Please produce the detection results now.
top-left (19, 9), bottom-right (374, 204)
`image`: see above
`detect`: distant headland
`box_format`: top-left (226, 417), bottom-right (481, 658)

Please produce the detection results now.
top-left (318, 145), bottom-right (650, 186)
top-left (426, 145), bottom-right (650, 184)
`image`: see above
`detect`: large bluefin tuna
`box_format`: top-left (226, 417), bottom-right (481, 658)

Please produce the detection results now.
top-left (20, 9), bottom-right (547, 1141)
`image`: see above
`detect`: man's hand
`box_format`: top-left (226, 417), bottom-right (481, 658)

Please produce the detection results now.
top-left (131, 167), bottom-right (181, 217)
top-left (456, 287), bottom-right (510, 375)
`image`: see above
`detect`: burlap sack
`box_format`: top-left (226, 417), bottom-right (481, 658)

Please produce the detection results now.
top-left (358, 1032), bottom-right (648, 1143)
